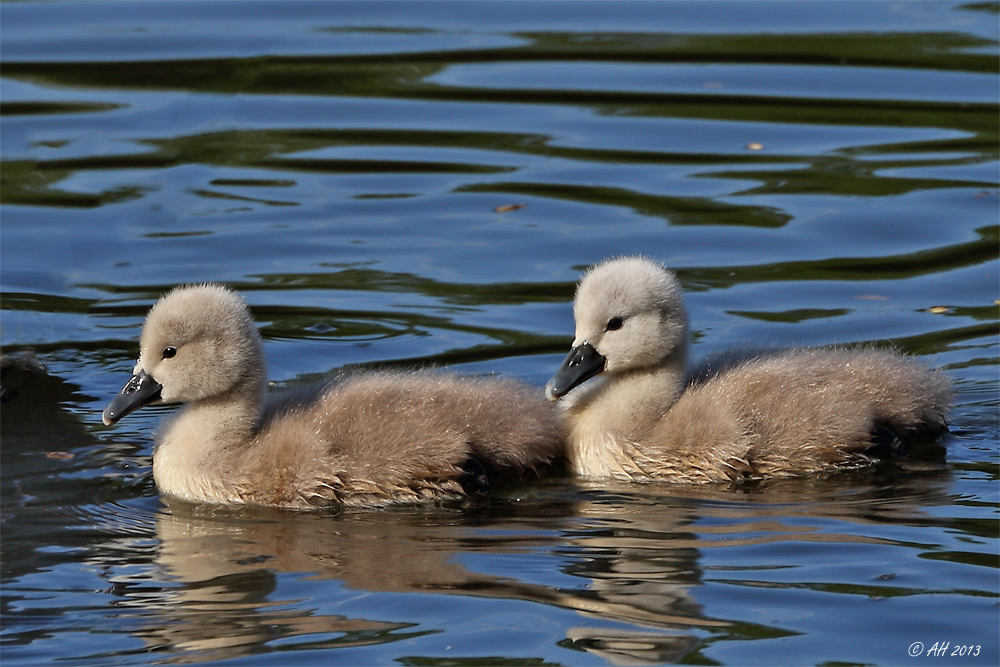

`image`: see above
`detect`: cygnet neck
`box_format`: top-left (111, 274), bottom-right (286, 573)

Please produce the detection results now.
top-left (153, 364), bottom-right (267, 504)
top-left (562, 353), bottom-right (687, 480)
top-left (618, 357), bottom-right (687, 421)
top-left (189, 376), bottom-right (266, 445)
top-left (570, 352), bottom-right (688, 442)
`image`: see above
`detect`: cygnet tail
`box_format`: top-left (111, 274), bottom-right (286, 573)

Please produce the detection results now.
top-left (858, 349), bottom-right (952, 443)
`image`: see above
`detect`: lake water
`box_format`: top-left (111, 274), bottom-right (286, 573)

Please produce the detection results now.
top-left (1, 2), bottom-right (997, 665)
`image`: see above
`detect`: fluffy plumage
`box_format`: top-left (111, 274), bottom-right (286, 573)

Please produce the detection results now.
top-left (103, 284), bottom-right (564, 508)
top-left (545, 257), bottom-right (951, 482)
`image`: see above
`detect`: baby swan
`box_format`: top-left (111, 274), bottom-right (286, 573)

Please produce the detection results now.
top-left (545, 257), bottom-right (951, 483)
top-left (103, 284), bottom-right (563, 509)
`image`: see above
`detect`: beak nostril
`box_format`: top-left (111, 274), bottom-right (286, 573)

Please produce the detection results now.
top-left (547, 342), bottom-right (606, 400)
top-left (123, 375), bottom-right (143, 394)
top-left (103, 369), bottom-right (162, 426)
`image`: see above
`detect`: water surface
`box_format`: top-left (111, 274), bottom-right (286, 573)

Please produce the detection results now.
top-left (2, 2), bottom-right (997, 665)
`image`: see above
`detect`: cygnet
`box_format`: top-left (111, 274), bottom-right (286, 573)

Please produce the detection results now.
top-left (103, 284), bottom-right (564, 508)
top-left (545, 257), bottom-right (951, 482)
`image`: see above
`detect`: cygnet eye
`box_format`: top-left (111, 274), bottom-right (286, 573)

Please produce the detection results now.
top-left (606, 317), bottom-right (624, 331)
top-left (161, 346), bottom-right (177, 359)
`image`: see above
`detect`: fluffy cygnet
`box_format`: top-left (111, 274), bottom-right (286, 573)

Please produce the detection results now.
top-left (545, 257), bottom-right (951, 482)
top-left (103, 284), bottom-right (564, 508)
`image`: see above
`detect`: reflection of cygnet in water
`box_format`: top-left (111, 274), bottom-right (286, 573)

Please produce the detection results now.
top-left (558, 490), bottom-right (719, 665)
top-left (559, 468), bottom-right (956, 666)
top-left (565, 628), bottom-right (699, 666)
top-left (138, 494), bottom-right (712, 665)
top-left (102, 284), bottom-right (564, 509)
top-left (109, 470), bottom-right (956, 666)
top-left (546, 257), bottom-right (951, 482)
top-left (124, 506), bottom-right (423, 662)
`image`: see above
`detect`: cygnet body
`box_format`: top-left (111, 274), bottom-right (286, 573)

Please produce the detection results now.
top-left (545, 257), bottom-right (951, 482)
top-left (103, 284), bottom-right (564, 508)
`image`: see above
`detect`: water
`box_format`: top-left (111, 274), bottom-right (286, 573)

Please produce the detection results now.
top-left (1, 1), bottom-right (997, 665)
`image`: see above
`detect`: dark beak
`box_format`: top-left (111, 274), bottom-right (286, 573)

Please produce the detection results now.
top-left (545, 342), bottom-right (606, 401)
top-left (102, 369), bottom-right (162, 426)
